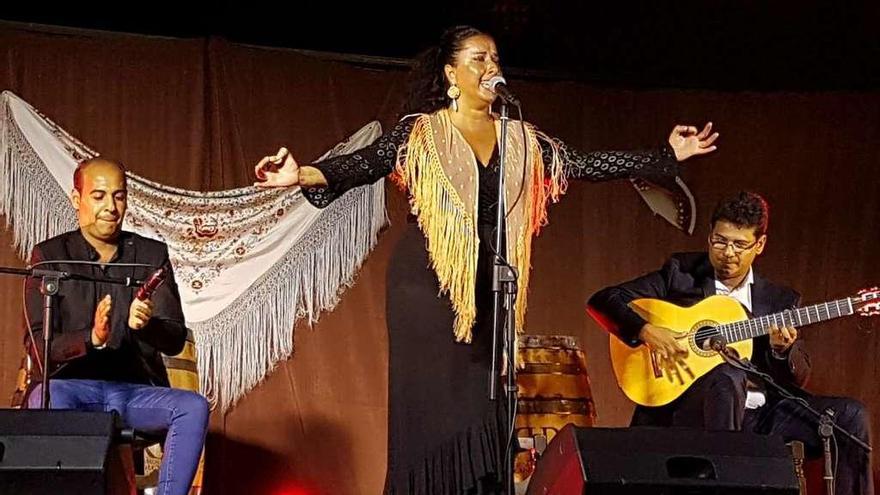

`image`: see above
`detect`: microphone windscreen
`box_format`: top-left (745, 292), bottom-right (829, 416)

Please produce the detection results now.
top-left (136, 266), bottom-right (168, 301)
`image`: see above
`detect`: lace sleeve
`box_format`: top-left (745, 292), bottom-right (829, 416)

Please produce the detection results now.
top-left (542, 135), bottom-right (680, 183)
top-left (302, 117), bottom-right (416, 208)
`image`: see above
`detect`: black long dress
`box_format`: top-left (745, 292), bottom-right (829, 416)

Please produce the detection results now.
top-left (303, 116), bottom-right (680, 494)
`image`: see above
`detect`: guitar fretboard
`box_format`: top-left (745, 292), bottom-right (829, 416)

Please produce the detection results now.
top-left (719, 297), bottom-right (854, 344)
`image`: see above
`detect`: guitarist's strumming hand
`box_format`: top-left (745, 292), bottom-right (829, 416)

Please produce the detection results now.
top-left (769, 325), bottom-right (798, 356)
top-left (640, 323), bottom-right (690, 374)
top-left (639, 324), bottom-right (688, 359)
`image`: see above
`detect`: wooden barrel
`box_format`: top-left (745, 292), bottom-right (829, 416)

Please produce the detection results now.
top-left (143, 328), bottom-right (204, 495)
top-left (163, 329), bottom-right (200, 392)
top-left (516, 335), bottom-right (597, 438)
top-left (9, 354), bottom-right (33, 409)
top-left (514, 335), bottom-right (597, 487)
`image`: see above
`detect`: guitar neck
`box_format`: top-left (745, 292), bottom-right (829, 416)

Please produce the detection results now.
top-left (720, 297), bottom-right (855, 344)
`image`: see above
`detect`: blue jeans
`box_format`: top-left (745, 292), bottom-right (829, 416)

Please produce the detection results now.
top-left (28, 379), bottom-right (209, 495)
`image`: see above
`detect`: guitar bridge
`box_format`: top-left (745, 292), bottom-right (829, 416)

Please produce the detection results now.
top-left (650, 352), bottom-right (663, 378)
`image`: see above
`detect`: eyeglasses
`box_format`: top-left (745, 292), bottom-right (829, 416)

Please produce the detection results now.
top-left (710, 237), bottom-right (759, 254)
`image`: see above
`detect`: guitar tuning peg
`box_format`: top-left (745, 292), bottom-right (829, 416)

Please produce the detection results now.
top-left (857, 287), bottom-right (880, 298)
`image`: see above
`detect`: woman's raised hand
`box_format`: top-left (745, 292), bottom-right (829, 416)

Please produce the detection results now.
top-left (667, 122), bottom-right (719, 161)
top-left (254, 147), bottom-right (301, 188)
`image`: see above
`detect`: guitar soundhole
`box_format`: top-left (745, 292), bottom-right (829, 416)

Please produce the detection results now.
top-left (691, 324), bottom-right (722, 355)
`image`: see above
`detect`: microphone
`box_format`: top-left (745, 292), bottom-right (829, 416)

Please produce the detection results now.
top-left (706, 335), bottom-right (728, 352)
top-left (482, 76), bottom-right (521, 107)
top-left (136, 265), bottom-right (168, 301)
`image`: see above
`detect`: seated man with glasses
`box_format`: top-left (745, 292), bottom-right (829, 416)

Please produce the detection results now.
top-left (588, 191), bottom-right (872, 495)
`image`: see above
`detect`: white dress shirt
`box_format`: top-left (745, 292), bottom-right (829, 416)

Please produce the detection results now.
top-left (714, 269), bottom-right (766, 409)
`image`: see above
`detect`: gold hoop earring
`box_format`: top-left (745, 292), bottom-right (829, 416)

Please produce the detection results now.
top-left (447, 85), bottom-right (460, 112)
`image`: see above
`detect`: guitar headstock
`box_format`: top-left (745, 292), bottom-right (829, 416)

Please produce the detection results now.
top-left (854, 287), bottom-right (880, 316)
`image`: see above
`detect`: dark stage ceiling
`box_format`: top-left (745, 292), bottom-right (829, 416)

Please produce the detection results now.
top-left (3, 0), bottom-right (880, 90)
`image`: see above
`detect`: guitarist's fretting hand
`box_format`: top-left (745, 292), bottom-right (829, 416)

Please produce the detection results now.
top-left (769, 325), bottom-right (798, 355)
top-left (639, 323), bottom-right (689, 361)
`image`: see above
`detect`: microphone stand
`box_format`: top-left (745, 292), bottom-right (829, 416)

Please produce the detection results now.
top-left (711, 339), bottom-right (871, 495)
top-left (487, 100), bottom-right (518, 495)
top-left (0, 265), bottom-right (143, 410)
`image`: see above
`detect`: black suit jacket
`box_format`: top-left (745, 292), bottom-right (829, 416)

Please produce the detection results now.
top-left (588, 252), bottom-right (811, 389)
top-left (24, 230), bottom-right (187, 387)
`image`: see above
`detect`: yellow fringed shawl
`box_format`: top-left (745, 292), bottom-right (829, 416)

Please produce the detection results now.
top-left (393, 109), bottom-right (566, 343)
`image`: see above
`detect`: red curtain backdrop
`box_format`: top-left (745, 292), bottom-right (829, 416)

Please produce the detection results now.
top-left (1, 22), bottom-right (878, 494)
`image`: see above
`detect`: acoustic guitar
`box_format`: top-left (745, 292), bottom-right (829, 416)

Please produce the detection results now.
top-left (610, 288), bottom-right (880, 407)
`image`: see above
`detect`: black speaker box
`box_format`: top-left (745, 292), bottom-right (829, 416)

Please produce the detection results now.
top-left (527, 424), bottom-right (799, 495)
top-left (0, 410), bottom-right (125, 495)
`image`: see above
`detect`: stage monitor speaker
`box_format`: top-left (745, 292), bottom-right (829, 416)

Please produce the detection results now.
top-left (0, 409), bottom-right (126, 495)
top-left (526, 424), bottom-right (799, 495)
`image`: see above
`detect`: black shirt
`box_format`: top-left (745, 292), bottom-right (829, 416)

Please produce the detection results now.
top-left (25, 230), bottom-right (187, 386)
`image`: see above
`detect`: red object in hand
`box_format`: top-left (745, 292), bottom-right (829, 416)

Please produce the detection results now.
top-left (136, 266), bottom-right (167, 301)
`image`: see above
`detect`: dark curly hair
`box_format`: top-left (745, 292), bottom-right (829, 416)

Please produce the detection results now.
top-left (711, 191), bottom-right (770, 237)
top-left (400, 25), bottom-right (488, 116)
